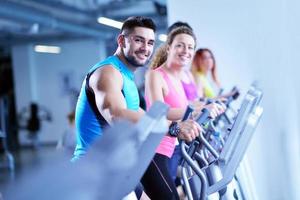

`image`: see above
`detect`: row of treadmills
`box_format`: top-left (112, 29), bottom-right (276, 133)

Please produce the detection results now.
top-left (4, 83), bottom-right (263, 200)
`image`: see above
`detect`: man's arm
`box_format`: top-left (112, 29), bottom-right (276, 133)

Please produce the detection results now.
top-left (89, 65), bottom-right (144, 123)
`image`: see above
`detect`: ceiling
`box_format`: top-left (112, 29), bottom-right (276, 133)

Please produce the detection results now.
top-left (0, 0), bottom-right (167, 47)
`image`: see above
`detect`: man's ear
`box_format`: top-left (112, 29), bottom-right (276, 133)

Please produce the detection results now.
top-left (117, 34), bottom-right (126, 48)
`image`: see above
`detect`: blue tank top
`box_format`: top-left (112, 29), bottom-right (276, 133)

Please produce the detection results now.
top-left (73, 55), bottom-right (140, 160)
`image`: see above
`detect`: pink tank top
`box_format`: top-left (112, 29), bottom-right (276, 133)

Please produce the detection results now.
top-left (146, 68), bottom-right (188, 158)
top-left (181, 80), bottom-right (198, 101)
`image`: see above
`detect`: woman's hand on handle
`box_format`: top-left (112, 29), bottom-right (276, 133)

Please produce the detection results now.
top-left (177, 120), bottom-right (202, 142)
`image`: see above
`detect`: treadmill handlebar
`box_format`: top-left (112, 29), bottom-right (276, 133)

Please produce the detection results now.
top-left (182, 105), bottom-right (194, 121)
top-left (196, 108), bottom-right (210, 125)
top-left (182, 106), bottom-right (211, 126)
top-left (225, 87), bottom-right (240, 106)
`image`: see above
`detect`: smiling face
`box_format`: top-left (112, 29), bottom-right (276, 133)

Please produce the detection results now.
top-left (167, 33), bottom-right (195, 68)
top-left (121, 27), bottom-right (155, 68)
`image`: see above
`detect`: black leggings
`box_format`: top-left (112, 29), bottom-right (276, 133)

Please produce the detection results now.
top-left (141, 153), bottom-right (180, 200)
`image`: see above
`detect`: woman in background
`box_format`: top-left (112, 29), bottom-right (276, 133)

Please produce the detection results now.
top-left (191, 48), bottom-right (221, 98)
top-left (56, 111), bottom-right (76, 154)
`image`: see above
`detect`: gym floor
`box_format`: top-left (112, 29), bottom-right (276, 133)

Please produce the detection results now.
top-left (0, 145), bottom-right (63, 197)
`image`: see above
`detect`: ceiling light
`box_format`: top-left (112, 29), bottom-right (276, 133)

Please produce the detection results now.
top-left (97, 17), bottom-right (123, 29)
top-left (29, 23), bottom-right (39, 34)
top-left (34, 45), bottom-right (61, 54)
top-left (158, 34), bottom-right (167, 42)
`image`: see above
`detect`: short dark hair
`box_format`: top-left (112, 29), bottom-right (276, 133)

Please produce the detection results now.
top-left (167, 21), bottom-right (193, 34)
top-left (121, 16), bottom-right (156, 35)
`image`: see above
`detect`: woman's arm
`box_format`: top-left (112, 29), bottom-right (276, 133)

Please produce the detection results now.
top-left (145, 70), bottom-right (186, 121)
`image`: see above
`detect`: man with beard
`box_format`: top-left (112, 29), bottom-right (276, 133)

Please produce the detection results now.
top-left (73, 16), bottom-right (158, 160)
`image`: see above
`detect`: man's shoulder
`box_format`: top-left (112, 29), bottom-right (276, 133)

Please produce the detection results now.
top-left (92, 64), bottom-right (122, 80)
top-left (89, 64), bottom-right (123, 91)
top-left (88, 56), bottom-right (124, 88)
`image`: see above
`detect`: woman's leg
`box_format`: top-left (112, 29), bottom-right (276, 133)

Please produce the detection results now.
top-left (141, 153), bottom-right (180, 200)
top-left (168, 144), bottom-right (182, 182)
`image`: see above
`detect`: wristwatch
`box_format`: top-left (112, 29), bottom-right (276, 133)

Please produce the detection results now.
top-left (168, 121), bottom-right (180, 137)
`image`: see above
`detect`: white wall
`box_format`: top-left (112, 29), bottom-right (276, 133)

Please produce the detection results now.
top-left (167, 0), bottom-right (300, 199)
top-left (12, 39), bottom-right (106, 145)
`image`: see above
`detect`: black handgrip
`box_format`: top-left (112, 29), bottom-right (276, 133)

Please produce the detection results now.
top-left (182, 105), bottom-right (194, 121)
top-left (231, 86), bottom-right (240, 100)
top-left (205, 98), bottom-right (213, 105)
top-left (225, 88), bottom-right (240, 106)
top-left (199, 97), bottom-right (206, 102)
top-left (215, 100), bottom-right (223, 105)
top-left (196, 108), bottom-right (210, 125)
top-left (218, 88), bottom-right (224, 96)
top-left (232, 90), bottom-right (240, 100)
